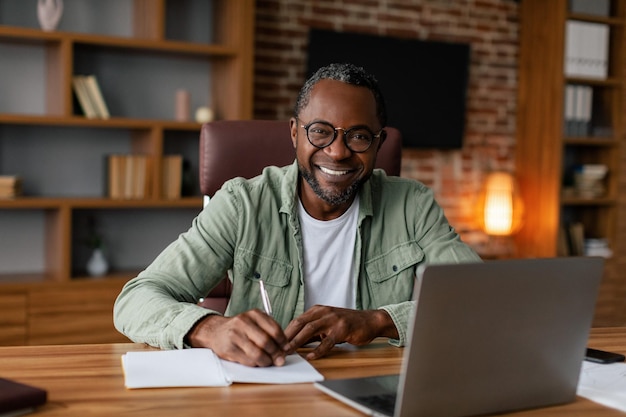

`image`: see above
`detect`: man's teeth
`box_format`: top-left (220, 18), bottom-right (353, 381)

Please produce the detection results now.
top-left (320, 166), bottom-right (349, 176)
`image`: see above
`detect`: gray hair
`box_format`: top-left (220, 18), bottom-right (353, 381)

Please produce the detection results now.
top-left (293, 63), bottom-right (387, 127)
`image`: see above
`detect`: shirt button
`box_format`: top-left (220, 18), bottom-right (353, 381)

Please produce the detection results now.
top-left (392, 265), bottom-right (398, 272)
top-left (254, 272), bottom-right (261, 279)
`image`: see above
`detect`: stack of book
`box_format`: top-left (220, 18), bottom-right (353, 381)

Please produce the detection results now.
top-left (107, 155), bottom-right (152, 199)
top-left (584, 238), bottom-right (613, 258)
top-left (162, 155), bottom-right (183, 200)
top-left (72, 74), bottom-right (110, 119)
top-left (573, 164), bottom-right (608, 198)
top-left (0, 175), bottom-right (22, 199)
top-left (557, 222), bottom-right (613, 258)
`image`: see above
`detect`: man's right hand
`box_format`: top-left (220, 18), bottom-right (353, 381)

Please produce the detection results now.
top-left (184, 309), bottom-right (288, 367)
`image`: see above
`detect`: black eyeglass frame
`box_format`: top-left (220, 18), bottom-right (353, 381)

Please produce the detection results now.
top-left (299, 120), bottom-right (385, 153)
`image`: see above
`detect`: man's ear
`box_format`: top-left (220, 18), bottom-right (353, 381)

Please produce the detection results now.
top-left (289, 117), bottom-right (298, 149)
top-left (377, 129), bottom-right (387, 151)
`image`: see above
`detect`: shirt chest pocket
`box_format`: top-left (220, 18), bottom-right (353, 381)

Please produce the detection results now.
top-left (230, 249), bottom-right (293, 314)
top-left (364, 242), bottom-right (424, 306)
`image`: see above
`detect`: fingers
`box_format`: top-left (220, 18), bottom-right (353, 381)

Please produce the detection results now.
top-left (284, 306), bottom-right (349, 355)
top-left (187, 310), bottom-right (288, 367)
top-left (304, 334), bottom-right (336, 361)
top-left (283, 307), bottom-right (327, 352)
top-left (284, 306), bottom-right (387, 359)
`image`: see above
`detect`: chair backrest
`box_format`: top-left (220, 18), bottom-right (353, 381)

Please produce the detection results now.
top-left (199, 120), bottom-right (402, 198)
top-left (196, 120), bottom-right (402, 312)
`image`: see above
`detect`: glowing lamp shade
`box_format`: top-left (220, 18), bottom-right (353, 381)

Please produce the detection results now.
top-left (478, 172), bottom-right (524, 236)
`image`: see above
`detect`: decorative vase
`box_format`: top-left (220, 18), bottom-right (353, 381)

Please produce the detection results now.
top-left (86, 248), bottom-right (109, 277)
top-left (175, 89), bottom-right (191, 121)
top-left (37, 0), bottom-right (64, 32)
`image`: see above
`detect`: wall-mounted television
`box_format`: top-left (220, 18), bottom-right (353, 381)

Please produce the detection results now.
top-left (306, 29), bottom-right (471, 149)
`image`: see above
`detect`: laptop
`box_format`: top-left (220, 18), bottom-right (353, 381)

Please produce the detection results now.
top-left (314, 257), bottom-right (604, 417)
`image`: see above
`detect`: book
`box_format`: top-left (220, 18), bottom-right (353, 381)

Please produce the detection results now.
top-left (564, 84), bottom-right (576, 136)
top-left (83, 75), bottom-right (110, 119)
top-left (0, 175), bottom-right (22, 199)
top-left (564, 84), bottom-right (593, 137)
top-left (568, 222), bottom-right (585, 256)
top-left (574, 85), bottom-right (592, 136)
top-left (107, 154), bottom-right (152, 200)
top-left (72, 75), bottom-right (110, 119)
top-left (0, 378), bottom-right (47, 415)
top-left (107, 154), bottom-right (123, 199)
top-left (72, 75), bottom-right (98, 119)
top-left (162, 155), bottom-right (183, 200)
top-left (121, 349), bottom-right (324, 389)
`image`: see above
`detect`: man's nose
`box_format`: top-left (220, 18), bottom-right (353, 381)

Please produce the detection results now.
top-left (323, 130), bottom-right (352, 160)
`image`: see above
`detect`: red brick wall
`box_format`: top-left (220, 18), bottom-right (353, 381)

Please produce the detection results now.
top-left (253, 0), bottom-right (520, 247)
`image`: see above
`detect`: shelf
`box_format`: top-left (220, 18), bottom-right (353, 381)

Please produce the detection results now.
top-left (0, 0), bottom-right (253, 284)
top-left (563, 137), bottom-right (619, 146)
top-left (560, 196), bottom-right (617, 206)
top-left (0, 25), bottom-right (237, 54)
top-left (517, 0), bottom-right (626, 326)
top-left (0, 272), bottom-right (134, 287)
top-left (565, 76), bottom-right (622, 86)
top-left (0, 114), bottom-right (203, 130)
top-left (0, 197), bottom-right (203, 209)
top-left (568, 13), bottom-right (625, 25)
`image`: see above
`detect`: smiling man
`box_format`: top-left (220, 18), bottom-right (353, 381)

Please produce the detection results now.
top-left (113, 63), bottom-right (480, 367)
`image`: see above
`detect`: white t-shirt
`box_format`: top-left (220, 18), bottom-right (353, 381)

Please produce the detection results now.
top-left (298, 196), bottom-right (359, 310)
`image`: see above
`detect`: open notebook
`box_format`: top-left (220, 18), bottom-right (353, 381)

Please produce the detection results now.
top-left (122, 349), bottom-right (323, 388)
top-left (315, 257), bottom-right (604, 417)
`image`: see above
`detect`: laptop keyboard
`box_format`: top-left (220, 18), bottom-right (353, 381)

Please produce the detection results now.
top-left (357, 393), bottom-right (397, 415)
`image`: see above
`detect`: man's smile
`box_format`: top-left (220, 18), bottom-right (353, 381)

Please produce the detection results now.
top-left (319, 166), bottom-right (351, 176)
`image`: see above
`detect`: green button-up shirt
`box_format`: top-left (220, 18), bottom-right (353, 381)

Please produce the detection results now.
top-left (113, 162), bottom-right (480, 349)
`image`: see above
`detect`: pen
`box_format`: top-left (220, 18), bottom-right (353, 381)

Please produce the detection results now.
top-left (259, 279), bottom-right (273, 317)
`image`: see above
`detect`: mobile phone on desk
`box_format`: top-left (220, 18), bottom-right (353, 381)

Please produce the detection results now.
top-left (585, 348), bottom-right (626, 364)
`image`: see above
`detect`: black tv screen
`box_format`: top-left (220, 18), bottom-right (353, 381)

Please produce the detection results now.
top-left (306, 29), bottom-right (470, 149)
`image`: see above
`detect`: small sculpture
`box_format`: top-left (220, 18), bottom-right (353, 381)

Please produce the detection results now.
top-left (37, 0), bottom-right (64, 32)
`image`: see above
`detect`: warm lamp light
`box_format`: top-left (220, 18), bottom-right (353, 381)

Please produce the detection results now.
top-left (478, 172), bottom-right (524, 237)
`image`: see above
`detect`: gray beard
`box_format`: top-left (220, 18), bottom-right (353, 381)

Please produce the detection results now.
top-left (298, 163), bottom-right (361, 206)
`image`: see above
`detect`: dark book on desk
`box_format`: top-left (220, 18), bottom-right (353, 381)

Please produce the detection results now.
top-left (0, 378), bottom-right (47, 415)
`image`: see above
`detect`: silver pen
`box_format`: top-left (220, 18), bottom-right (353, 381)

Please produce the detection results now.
top-left (259, 279), bottom-right (273, 317)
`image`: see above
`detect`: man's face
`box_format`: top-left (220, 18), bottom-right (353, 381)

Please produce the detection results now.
top-left (290, 79), bottom-right (382, 219)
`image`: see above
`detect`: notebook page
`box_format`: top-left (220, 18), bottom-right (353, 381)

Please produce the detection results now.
top-left (122, 348), bottom-right (229, 388)
top-left (122, 349), bottom-right (323, 388)
top-left (220, 353), bottom-right (324, 384)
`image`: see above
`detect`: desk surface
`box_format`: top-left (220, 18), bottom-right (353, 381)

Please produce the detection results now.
top-left (1, 328), bottom-right (626, 416)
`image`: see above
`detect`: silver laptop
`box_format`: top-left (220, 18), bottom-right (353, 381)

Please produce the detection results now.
top-left (314, 257), bottom-right (604, 417)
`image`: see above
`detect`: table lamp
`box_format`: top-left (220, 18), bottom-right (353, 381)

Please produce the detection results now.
top-left (476, 171), bottom-right (524, 257)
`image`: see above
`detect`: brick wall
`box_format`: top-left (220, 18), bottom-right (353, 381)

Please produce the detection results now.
top-left (253, 0), bottom-right (520, 247)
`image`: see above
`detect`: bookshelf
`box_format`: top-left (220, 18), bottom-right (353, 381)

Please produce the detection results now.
top-left (0, 0), bottom-right (253, 343)
top-left (515, 0), bottom-right (625, 324)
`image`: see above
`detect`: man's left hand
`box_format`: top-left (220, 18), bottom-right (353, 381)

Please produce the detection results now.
top-left (283, 306), bottom-right (399, 360)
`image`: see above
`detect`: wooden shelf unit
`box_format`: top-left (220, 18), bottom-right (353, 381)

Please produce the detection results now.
top-left (515, 0), bottom-right (626, 325)
top-left (0, 0), bottom-right (254, 287)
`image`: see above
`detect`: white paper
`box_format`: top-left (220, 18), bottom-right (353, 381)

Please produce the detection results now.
top-left (220, 353), bottom-right (323, 384)
top-left (122, 349), bottom-right (230, 388)
top-left (577, 361), bottom-right (626, 412)
top-left (122, 348), bottom-right (323, 389)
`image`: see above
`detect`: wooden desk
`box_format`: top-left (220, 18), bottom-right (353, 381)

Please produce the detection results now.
top-left (1, 328), bottom-right (625, 416)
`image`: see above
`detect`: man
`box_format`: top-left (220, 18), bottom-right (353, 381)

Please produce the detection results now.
top-left (113, 63), bottom-right (480, 368)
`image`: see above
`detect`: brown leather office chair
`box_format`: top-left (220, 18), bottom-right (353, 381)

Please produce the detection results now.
top-left (197, 120), bottom-right (402, 312)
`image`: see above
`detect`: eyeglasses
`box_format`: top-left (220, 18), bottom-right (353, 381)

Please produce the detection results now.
top-left (300, 120), bottom-right (384, 153)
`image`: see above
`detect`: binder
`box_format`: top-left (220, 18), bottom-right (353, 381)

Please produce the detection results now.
top-left (564, 20), bottom-right (609, 79)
